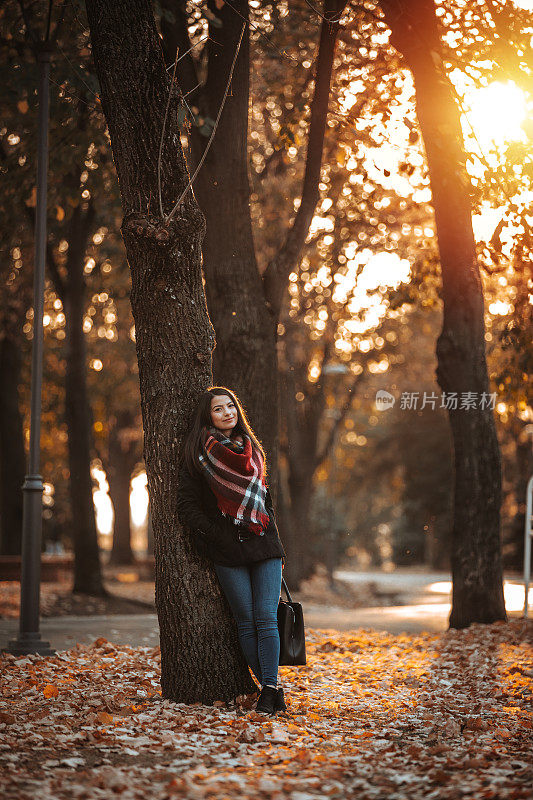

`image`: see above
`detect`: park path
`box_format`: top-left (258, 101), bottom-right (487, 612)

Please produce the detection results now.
top-left (1, 571), bottom-right (528, 651)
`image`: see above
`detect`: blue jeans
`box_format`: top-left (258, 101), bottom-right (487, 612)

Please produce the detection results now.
top-left (214, 558), bottom-right (282, 688)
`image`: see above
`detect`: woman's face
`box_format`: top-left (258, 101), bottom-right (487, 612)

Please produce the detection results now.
top-left (210, 394), bottom-right (238, 434)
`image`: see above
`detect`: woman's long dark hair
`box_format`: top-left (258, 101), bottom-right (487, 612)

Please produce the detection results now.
top-left (181, 386), bottom-right (266, 477)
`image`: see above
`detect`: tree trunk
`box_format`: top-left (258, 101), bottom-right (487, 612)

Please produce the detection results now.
top-left (279, 333), bottom-right (322, 585)
top-left (284, 474), bottom-right (316, 586)
top-left (109, 474), bottom-right (133, 565)
top-left (146, 500), bottom-right (154, 556)
top-left (108, 411), bottom-right (138, 566)
top-left (380, 0), bottom-right (506, 627)
top-left (0, 334), bottom-right (25, 555)
top-left (85, 0), bottom-right (256, 703)
top-left (163, 0), bottom-right (279, 468)
top-left (63, 204), bottom-right (107, 596)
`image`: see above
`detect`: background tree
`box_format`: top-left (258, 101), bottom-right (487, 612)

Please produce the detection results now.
top-left (0, 250), bottom-right (31, 556)
top-left (90, 272), bottom-right (144, 567)
top-left (378, 0), bottom-right (507, 627)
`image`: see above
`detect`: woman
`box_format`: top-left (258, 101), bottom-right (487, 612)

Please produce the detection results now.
top-left (176, 386), bottom-right (287, 716)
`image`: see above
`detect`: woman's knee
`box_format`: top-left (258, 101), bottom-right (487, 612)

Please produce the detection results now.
top-left (253, 608), bottom-right (278, 629)
top-left (233, 602), bottom-right (255, 629)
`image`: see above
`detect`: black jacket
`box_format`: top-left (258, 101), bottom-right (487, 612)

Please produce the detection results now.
top-left (176, 462), bottom-right (286, 567)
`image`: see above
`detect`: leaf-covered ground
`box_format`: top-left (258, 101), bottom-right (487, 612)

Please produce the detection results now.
top-left (1, 620), bottom-right (532, 800)
top-left (0, 580), bottom-right (156, 618)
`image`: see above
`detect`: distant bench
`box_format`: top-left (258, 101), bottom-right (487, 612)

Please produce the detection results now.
top-left (0, 554), bottom-right (74, 583)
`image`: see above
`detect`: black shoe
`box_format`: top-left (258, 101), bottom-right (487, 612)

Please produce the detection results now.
top-left (274, 687), bottom-right (287, 712)
top-left (255, 685), bottom-right (278, 715)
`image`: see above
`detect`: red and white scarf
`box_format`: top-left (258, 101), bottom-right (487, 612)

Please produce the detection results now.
top-left (198, 426), bottom-right (270, 534)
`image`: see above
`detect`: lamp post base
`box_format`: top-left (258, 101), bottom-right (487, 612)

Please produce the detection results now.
top-left (4, 632), bottom-right (55, 657)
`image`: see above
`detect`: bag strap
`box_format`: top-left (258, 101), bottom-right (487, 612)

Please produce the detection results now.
top-left (281, 576), bottom-right (293, 602)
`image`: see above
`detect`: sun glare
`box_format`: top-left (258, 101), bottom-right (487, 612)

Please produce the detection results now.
top-left (92, 465), bottom-right (113, 537)
top-left (429, 580), bottom-right (532, 613)
top-left (131, 471), bottom-right (149, 526)
top-left (463, 81), bottom-right (527, 149)
top-left (91, 465), bottom-right (149, 550)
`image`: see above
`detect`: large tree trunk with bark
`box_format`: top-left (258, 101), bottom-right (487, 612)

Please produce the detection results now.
top-left (62, 203), bottom-right (107, 595)
top-left (85, 0), bottom-right (256, 703)
top-left (0, 333), bottom-right (26, 555)
top-left (380, 0), bottom-right (506, 628)
top-left (145, 501), bottom-right (154, 556)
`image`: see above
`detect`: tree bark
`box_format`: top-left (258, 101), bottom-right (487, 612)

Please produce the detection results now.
top-left (108, 410), bottom-right (139, 566)
top-left (85, 0), bottom-right (256, 703)
top-left (0, 333), bottom-right (26, 555)
top-left (380, 0), bottom-right (506, 627)
top-left (197, 5), bottom-right (279, 472)
top-left (146, 500), bottom-right (154, 556)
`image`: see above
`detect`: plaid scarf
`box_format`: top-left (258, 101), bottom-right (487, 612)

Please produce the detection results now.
top-left (198, 426), bottom-right (270, 534)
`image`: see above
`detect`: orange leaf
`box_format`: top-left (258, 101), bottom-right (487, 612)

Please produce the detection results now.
top-left (42, 684), bottom-right (58, 699)
top-left (97, 711), bottom-right (114, 725)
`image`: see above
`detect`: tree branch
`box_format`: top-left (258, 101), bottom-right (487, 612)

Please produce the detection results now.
top-left (159, 0), bottom-right (199, 98)
top-left (262, 0), bottom-right (347, 320)
top-left (314, 370), bottom-right (364, 469)
top-left (166, 22), bottom-right (246, 223)
top-left (223, 0), bottom-right (299, 64)
top-left (159, 46), bottom-right (180, 219)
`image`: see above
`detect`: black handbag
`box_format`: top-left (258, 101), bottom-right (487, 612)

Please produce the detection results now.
top-left (278, 577), bottom-right (306, 666)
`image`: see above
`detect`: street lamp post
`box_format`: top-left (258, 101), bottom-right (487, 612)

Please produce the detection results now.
top-left (5, 42), bottom-right (55, 657)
